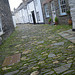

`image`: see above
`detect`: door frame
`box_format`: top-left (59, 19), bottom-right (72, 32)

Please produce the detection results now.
top-left (51, 1), bottom-right (56, 22)
top-left (31, 11), bottom-right (36, 24)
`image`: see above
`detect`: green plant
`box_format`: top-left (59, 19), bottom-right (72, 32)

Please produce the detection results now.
top-left (48, 18), bottom-right (52, 22)
top-left (67, 10), bottom-right (70, 15)
top-left (55, 17), bottom-right (58, 22)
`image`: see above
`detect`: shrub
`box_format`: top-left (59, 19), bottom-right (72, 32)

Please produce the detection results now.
top-left (48, 18), bottom-right (51, 22)
top-left (55, 17), bottom-right (58, 22)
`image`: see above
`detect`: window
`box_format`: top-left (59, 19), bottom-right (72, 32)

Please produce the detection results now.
top-left (44, 4), bottom-right (50, 18)
top-left (36, 12), bottom-right (40, 22)
top-left (59, 0), bottom-right (67, 15)
top-left (34, 0), bottom-right (38, 6)
top-left (0, 16), bottom-right (3, 35)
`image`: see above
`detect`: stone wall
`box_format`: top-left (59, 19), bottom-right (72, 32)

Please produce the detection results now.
top-left (69, 0), bottom-right (75, 31)
top-left (55, 0), bottom-right (70, 25)
top-left (0, 0), bottom-right (14, 44)
top-left (40, 0), bottom-right (70, 25)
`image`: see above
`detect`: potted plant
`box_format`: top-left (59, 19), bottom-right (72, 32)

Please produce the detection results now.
top-left (55, 17), bottom-right (58, 25)
top-left (48, 18), bottom-right (52, 24)
top-left (67, 10), bottom-right (72, 25)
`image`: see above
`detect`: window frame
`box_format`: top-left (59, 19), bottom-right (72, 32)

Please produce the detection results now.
top-left (36, 12), bottom-right (40, 22)
top-left (58, 0), bottom-right (67, 15)
top-left (44, 4), bottom-right (50, 18)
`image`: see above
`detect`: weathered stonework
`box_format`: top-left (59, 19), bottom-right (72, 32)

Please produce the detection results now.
top-left (0, 0), bottom-right (14, 43)
top-left (40, 0), bottom-right (70, 25)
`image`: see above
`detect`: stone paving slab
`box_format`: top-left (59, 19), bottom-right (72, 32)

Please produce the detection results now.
top-left (48, 53), bottom-right (56, 58)
top-left (62, 70), bottom-right (74, 75)
top-left (2, 53), bottom-right (21, 66)
top-left (59, 29), bottom-right (75, 43)
top-left (4, 70), bottom-right (19, 75)
top-left (53, 63), bottom-right (72, 74)
top-left (51, 42), bottom-right (64, 46)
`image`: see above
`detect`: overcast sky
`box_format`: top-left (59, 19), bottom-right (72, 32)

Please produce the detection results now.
top-left (9, 0), bottom-right (22, 11)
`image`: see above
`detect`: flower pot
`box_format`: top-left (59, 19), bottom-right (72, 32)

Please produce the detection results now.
top-left (49, 22), bottom-right (51, 24)
top-left (55, 22), bottom-right (58, 25)
top-left (68, 19), bottom-right (72, 25)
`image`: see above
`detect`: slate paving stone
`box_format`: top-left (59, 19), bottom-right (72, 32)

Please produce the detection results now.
top-left (4, 70), bottom-right (19, 75)
top-left (59, 29), bottom-right (75, 43)
top-left (53, 63), bottom-right (72, 74)
top-left (51, 42), bottom-right (64, 46)
top-left (21, 36), bottom-right (28, 39)
top-left (22, 50), bottom-right (31, 55)
top-left (48, 53), bottom-right (56, 58)
top-left (44, 71), bottom-right (54, 75)
top-left (62, 70), bottom-right (74, 75)
top-left (2, 53), bottom-right (21, 66)
top-left (41, 69), bottom-right (53, 74)
top-left (37, 41), bottom-right (44, 44)
top-left (30, 71), bottom-right (39, 75)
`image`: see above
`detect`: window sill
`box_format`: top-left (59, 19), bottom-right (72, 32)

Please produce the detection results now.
top-left (46, 17), bottom-right (50, 19)
top-left (59, 14), bottom-right (67, 17)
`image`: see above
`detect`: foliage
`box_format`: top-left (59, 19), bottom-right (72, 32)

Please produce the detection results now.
top-left (55, 17), bottom-right (58, 22)
top-left (48, 18), bottom-right (52, 22)
top-left (67, 10), bottom-right (70, 15)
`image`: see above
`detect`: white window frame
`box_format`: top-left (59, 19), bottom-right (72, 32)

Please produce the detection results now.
top-left (36, 12), bottom-right (40, 22)
top-left (44, 4), bottom-right (50, 18)
top-left (0, 16), bottom-right (3, 36)
top-left (59, 0), bottom-right (67, 15)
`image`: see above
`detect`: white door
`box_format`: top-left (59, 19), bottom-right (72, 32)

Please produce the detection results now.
top-left (51, 1), bottom-right (56, 22)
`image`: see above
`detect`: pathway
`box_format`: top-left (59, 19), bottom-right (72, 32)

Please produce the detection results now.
top-left (0, 24), bottom-right (75, 75)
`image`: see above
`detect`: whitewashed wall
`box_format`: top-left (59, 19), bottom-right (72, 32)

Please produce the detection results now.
top-left (34, 0), bottom-right (44, 23)
top-left (69, 0), bottom-right (75, 30)
top-left (14, 8), bottom-right (29, 24)
top-left (27, 1), bottom-right (37, 23)
top-left (14, 0), bottom-right (44, 24)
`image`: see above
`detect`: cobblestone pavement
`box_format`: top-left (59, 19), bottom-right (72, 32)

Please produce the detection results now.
top-left (0, 24), bottom-right (75, 75)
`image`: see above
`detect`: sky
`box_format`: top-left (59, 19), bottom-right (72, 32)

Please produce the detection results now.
top-left (9, 0), bottom-right (22, 11)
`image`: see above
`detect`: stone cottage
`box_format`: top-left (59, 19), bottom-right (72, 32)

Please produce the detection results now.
top-left (0, 0), bottom-right (14, 44)
top-left (40, 0), bottom-right (70, 24)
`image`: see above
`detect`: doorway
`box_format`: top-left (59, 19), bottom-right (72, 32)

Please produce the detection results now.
top-left (51, 1), bottom-right (56, 22)
top-left (31, 11), bottom-right (36, 24)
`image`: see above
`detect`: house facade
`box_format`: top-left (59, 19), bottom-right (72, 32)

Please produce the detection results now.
top-left (13, 0), bottom-right (44, 24)
top-left (69, 0), bottom-right (75, 31)
top-left (40, 0), bottom-right (70, 24)
top-left (0, 0), bottom-right (14, 45)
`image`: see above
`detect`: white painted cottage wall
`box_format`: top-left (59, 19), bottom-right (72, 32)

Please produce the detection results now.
top-left (27, 1), bottom-right (37, 23)
top-left (69, 0), bottom-right (75, 30)
top-left (34, 0), bottom-right (44, 23)
top-left (14, 8), bottom-right (29, 24)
